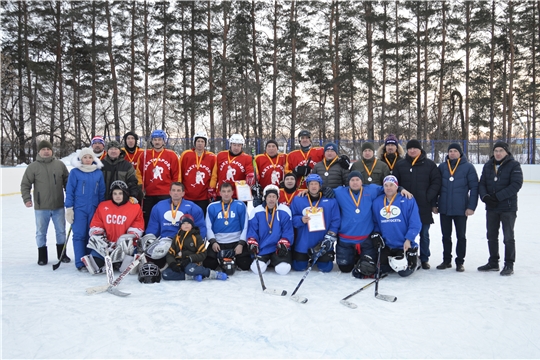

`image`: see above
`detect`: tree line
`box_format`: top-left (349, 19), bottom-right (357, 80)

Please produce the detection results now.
top-left (1, 0), bottom-right (538, 165)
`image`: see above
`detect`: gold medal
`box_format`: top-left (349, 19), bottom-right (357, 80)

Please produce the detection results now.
top-left (224, 220), bottom-right (229, 225)
top-left (355, 208), bottom-right (360, 214)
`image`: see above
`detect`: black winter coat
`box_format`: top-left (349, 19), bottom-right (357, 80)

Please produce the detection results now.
top-left (101, 151), bottom-right (140, 200)
top-left (436, 154), bottom-right (479, 216)
top-left (479, 154), bottom-right (523, 212)
top-left (393, 151), bottom-right (442, 224)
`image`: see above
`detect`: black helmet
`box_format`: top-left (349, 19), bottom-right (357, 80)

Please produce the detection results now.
top-left (138, 263), bottom-right (161, 283)
top-left (109, 180), bottom-right (129, 205)
top-left (218, 249), bottom-right (236, 276)
top-left (298, 130), bottom-right (311, 139)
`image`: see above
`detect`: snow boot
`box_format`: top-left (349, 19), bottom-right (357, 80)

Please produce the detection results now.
top-left (436, 261), bottom-right (452, 270)
top-left (456, 264), bottom-right (465, 272)
top-left (56, 244), bottom-right (71, 263)
top-left (421, 261), bottom-right (430, 270)
top-left (38, 246), bottom-right (48, 265)
top-left (209, 270), bottom-right (228, 281)
top-left (477, 262), bottom-right (499, 272)
top-left (500, 264), bottom-right (514, 276)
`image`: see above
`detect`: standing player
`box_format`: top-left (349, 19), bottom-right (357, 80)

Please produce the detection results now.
top-left (350, 142), bottom-right (390, 185)
top-left (122, 131), bottom-right (144, 169)
top-left (255, 140), bottom-right (287, 189)
top-left (91, 136), bottom-right (107, 161)
top-left (179, 132), bottom-right (217, 214)
top-left (136, 129), bottom-right (180, 227)
top-left (377, 134), bottom-right (405, 175)
top-left (312, 142), bottom-right (350, 189)
top-left (285, 130), bottom-right (324, 189)
top-left (210, 134), bottom-right (255, 200)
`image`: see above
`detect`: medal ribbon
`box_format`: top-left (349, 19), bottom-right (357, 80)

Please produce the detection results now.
top-left (410, 154), bottom-right (421, 170)
top-left (307, 193), bottom-right (322, 212)
top-left (265, 206), bottom-right (276, 230)
top-left (194, 150), bottom-right (205, 169)
top-left (447, 158), bottom-right (461, 177)
top-left (179, 231), bottom-right (189, 250)
top-left (125, 150), bottom-right (138, 164)
top-left (171, 199), bottom-right (182, 222)
top-left (384, 153), bottom-right (398, 170)
top-left (349, 188), bottom-right (363, 211)
top-left (151, 149), bottom-right (165, 167)
top-left (362, 159), bottom-right (378, 178)
top-left (221, 200), bottom-right (232, 221)
top-left (265, 153), bottom-right (279, 170)
top-left (323, 157), bottom-right (339, 172)
top-left (227, 153), bottom-right (238, 167)
top-left (282, 191), bottom-right (294, 206)
top-left (384, 193), bottom-right (398, 216)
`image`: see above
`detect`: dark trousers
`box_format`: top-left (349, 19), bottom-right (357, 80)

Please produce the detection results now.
top-left (486, 211), bottom-right (517, 265)
top-left (419, 223), bottom-right (431, 262)
top-left (440, 214), bottom-right (468, 265)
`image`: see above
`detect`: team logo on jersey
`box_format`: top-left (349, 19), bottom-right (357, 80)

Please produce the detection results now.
top-left (226, 166), bottom-right (236, 181)
top-left (380, 205), bottom-right (401, 219)
top-left (152, 166), bottom-right (164, 181)
top-left (271, 170), bottom-right (281, 185)
top-left (164, 210), bottom-right (184, 224)
top-left (217, 211), bottom-right (236, 219)
top-left (195, 171), bottom-right (206, 185)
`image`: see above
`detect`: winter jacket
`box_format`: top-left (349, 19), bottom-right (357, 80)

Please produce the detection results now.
top-left (312, 158), bottom-right (350, 189)
top-left (65, 157), bottom-right (106, 215)
top-left (377, 143), bottom-right (405, 174)
top-left (101, 152), bottom-right (140, 200)
top-left (166, 227), bottom-right (207, 266)
top-left (436, 154), bottom-right (479, 216)
top-left (393, 150), bottom-right (442, 225)
top-left (21, 154), bottom-right (69, 210)
top-left (350, 157), bottom-right (390, 185)
top-left (479, 154), bottom-right (523, 212)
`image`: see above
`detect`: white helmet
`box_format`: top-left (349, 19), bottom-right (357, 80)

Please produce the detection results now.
top-left (229, 134), bottom-right (245, 146)
top-left (193, 132), bottom-right (208, 144)
top-left (389, 254), bottom-right (408, 272)
top-left (263, 184), bottom-right (280, 200)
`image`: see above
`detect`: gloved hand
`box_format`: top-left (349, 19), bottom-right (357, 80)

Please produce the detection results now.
top-left (370, 232), bottom-right (385, 249)
top-left (208, 188), bottom-right (217, 201)
top-left (65, 207), bottom-right (74, 224)
top-left (406, 248), bottom-right (418, 270)
top-left (252, 197), bottom-right (263, 208)
top-left (276, 238), bottom-right (291, 257)
top-left (322, 186), bottom-right (335, 199)
top-left (129, 197), bottom-right (139, 204)
top-left (338, 155), bottom-right (351, 170)
top-left (246, 173), bottom-right (255, 187)
top-left (87, 234), bottom-right (110, 256)
top-left (321, 231), bottom-right (337, 253)
top-left (247, 237), bottom-right (259, 254)
top-left (180, 257), bottom-right (191, 269)
top-left (482, 194), bottom-right (499, 208)
top-left (118, 234), bottom-right (137, 255)
top-left (294, 165), bottom-right (311, 177)
top-left (168, 262), bottom-right (183, 273)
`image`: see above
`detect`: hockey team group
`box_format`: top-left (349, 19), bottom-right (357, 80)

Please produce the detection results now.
top-left (20, 129), bottom-right (523, 298)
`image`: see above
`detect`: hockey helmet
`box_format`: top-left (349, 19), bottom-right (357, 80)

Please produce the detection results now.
top-left (305, 174), bottom-right (323, 187)
top-left (109, 180), bottom-right (129, 204)
top-left (150, 129), bottom-right (167, 141)
top-left (298, 130), bottom-right (311, 139)
top-left (193, 132), bottom-right (208, 145)
top-left (389, 253), bottom-right (408, 272)
top-left (263, 184), bottom-right (280, 201)
top-left (138, 263), bottom-right (161, 283)
top-left (229, 134), bottom-right (245, 146)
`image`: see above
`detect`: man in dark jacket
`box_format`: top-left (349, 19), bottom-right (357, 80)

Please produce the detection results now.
top-left (433, 143), bottom-right (478, 272)
top-left (312, 142), bottom-right (350, 189)
top-left (101, 140), bottom-right (140, 203)
top-left (478, 141), bottom-right (523, 276)
top-left (20, 140), bottom-right (70, 265)
top-left (393, 139), bottom-right (442, 270)
top-left (351, 142), bottom-right (390, 185)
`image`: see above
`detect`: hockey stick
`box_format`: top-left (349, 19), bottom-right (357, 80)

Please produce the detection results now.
top-left (52, 225), bottom-right (72, 270)
top-left (140, 135), bottom-right (148, 210)
top-left (289, 249), bottom-right (323, 304)
top-left (374, 245), bottom-right (397, 302)
top-left (253, 252), bottom-right (287, 296)
top-left (250, 148), bottom-right (262, 206)
top-left (86, 254), bottom-right (142, 295)
top-left (102, 248), bottom-right (130, 297)
top-left (340, 274), bottom-right (389, 309)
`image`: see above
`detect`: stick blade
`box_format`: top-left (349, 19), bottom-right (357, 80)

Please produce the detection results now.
top-left (107, 286), bottom-right (130, 297)
top-left (290, 295), bottom-right (308, 304)
top-left (263, 288), bottom-right (287, 296)
top-left (340, 299), bottom-right (358, 309)
top-left (375, 293), bottom-right (397, 302)
top-left (86, 284), bottom-right (110, 295)
top-left (52, 262), bottom-right (61, 271)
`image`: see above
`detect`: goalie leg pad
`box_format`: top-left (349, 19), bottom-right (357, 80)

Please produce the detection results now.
top-left (81, 255), bottom-right (102, 275)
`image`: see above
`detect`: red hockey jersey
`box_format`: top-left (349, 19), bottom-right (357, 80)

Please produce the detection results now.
top-left (255, 153), bottom-right (287, 189)
top-left (210, 150), bottom-right (254, 199)
top-left (279, 188), bottom-right (304, 207)
top-left (179, 149), bottom-right (217, 201)
top-left (122, 147), bottom-right (144, 168)
top-left (89, 200), bottom-right (145, 243)
top-left (285, 147), bottom-right (324, 189)
top-left (136, 148), bottom-right (180, 196)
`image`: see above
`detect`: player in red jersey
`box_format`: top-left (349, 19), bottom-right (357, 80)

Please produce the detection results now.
top-left (179, 132), bottom-right (217, 214)
top-left (136, 129), bottom-right (180, 227)
top-left (279, 172), bottom-right (304, 207)
top-left (210, 134), bottom-right (255, 200)
top-left (122, 131), bottom-right (144, 169)
top-left (285, 130), bottom-right (324, 189)
top-left (254, 140), bottom-right (287, 189)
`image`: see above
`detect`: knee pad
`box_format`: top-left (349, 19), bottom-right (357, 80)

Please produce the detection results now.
top-left (274, 262), bottom-right (291, 275)
top-left (250, 259), bottom-right (268, 274)
top-left (317, 261), bottom-right (333, 273)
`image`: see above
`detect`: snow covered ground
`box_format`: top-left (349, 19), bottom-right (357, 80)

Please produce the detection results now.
top-left (2, 169), bottom-right (540, 359)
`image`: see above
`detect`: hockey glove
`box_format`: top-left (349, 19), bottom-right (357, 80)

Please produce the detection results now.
top-left (168, 262), bottom-right (183, 273)
top-left (482, 194), bottom-right (499, 208)
top-left (406, 248), bottom-right (418, 270)
top-left (370, 232), bottom-right (385, 249)
top-left (180, 257), bottom-right (191, 269)
top-left (129, 196), bottom-right (139, 204)
top-left (65, 207), bottom-right (74, 224)
top-left (322, 186), bottom-right (335, 199)
top-left (294, 165), bottom-right (311, 177)
top-left (208, 188), bottom-right (217, 201)
top-left (118, 234), bottom-right (137, 255)
top-left (87, 234), bottom-right (110, 257)
top-left (321, 231), bottom-right (337, 253)
top-left (252, 196), bottom-right (263, 208)
top-left (247, 237), bottom-right (259, 254)
top-left (338, 155), bottom-right (351, 170)
top-left (276, 238), bottom-right (291, 257)
top-left (246, 173), bottom-right (256, 187)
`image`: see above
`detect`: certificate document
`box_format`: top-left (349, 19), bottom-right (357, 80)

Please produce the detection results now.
top-left (235, 181), bottom-right (253, 201)
top-left (307, 207), bottom-right (326, 232)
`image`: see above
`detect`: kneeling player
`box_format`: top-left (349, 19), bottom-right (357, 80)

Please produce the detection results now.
top-left (361, 175), bottom-right (421, 277)
top-left (162, 214), bottom-right (228, 281)
top-left (247, 185), bottom-right (294, 275)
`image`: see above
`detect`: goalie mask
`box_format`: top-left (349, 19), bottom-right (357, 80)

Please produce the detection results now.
top-left (110, 180), bottom-right (129, 205)
top-left (138, 263), bottom-right (161, 284)
top-left (389, 253), bottom-right (409, 272)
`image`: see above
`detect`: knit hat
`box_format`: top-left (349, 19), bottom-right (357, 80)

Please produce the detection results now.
top-left (91, 136), bottom-right (105, 146)
top-left (406, 139), bottom-right (422, 150)
top-left (348, 171), bottom-right (363, 182)
top-left (448, 143), bottom-right (463, 156)
top-left (79, 147), bottom-right (95, 160)
top-left (324, 142), bottom-right (339, 154)
top-left (383, 175), bottom-right (399, 187)
top-left (361, 142), bottom-right (375, 152)
top-left (180, 214), bottom-right (195, 227)
top-left (493, 141), bottom-right (510, 154)
top-left (38, 140), bottom-right (53, 151)
top-left (385, 134), bottom-right (399, 146)
top-left (123, 131), bottom-right (139, 143)
top-left (107, 140), bottom-right (121, 150)
top-left (284, 172), bottom-right (297, 181)
top-left (265, 140), bottom-right (279, 149)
